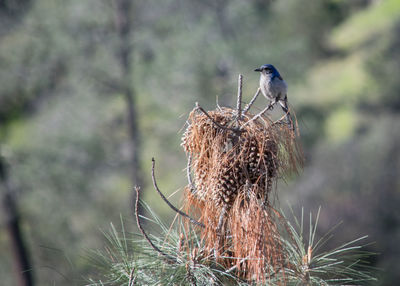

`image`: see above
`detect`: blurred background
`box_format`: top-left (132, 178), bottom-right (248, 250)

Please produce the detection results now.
top-left (0, 0), bottom-right (399, 285)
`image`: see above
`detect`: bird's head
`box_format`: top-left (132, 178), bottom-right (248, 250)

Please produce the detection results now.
top-left (254, 64), bottom-right (282, 80)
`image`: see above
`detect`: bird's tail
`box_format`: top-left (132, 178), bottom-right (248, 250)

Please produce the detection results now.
top-left (279, 99), bottom-right (295, 132)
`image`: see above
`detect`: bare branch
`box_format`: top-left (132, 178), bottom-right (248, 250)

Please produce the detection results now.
top-left (195, 103), bottom-right (242, 133)
top-left (236, 74), bottom-right (243, 120)
top-left (151, 158), bottom-right (205, 228)
top-left (134, 186), bottom-right (176, 262)
top-left (186, 154), bottom-right (196, 193)
top-left (272, 112), bottom-right (289, 125)
top-left (177, 233), bottom-right (185, 255)
top-left (128, 266), bottom-right (135, 286)
top-left (264, 175), bottom-right (273, 206)
top-left (216, 96), bottom-right (223, 111)
top-left (240, 100), bottom-right (275, 129)
top-left (243, 88), bottom-right (260, 114)
top-left (216, 205), bottom-right (227, 234)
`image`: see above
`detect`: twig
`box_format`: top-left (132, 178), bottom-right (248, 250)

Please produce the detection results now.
top-left (216, 96), bottom-right (222, 111)
top-left (272, 106), bottom-right (296, 133)
top-left (236, 74), bottom-right (243, 120)
top-left (226, 257), bottom-right (248, 273)
top-left (243, 88), bottom-right (260, 114)
top-left (263, 174), bottom-right (273, 207)
top-left (240, 100), bottom-right (275, 129)
top-left (151, 158), bottom-right (205, 228)
top-left (216, 205), bottom-right (227, 234)
top-left (186, 263), bottom-right (197, 286)
top-left (272, 112), bottom-right (289, 125)
top-left (128, 266), bottom-right (135, 286)
top-left (177, 233), bottom-right (185, 255)
top-left (186, 154), bottom-right (196, 193)
top-left (195, 103), bottom-right (242, 133)
top-left (134, 186), bottom-right (176, 263)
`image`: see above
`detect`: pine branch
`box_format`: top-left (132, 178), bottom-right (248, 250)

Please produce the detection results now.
top-left (151, 158), bottom-right (204, 228)
top-left (134, 186), bottom-right (176, 263)
top-left (242, 88), bottom-right (260, 114)
top-left (128, 266), bottom-right (135, 286)
top-left (236, 74), bottom-right (243, 120)
top-left (240, 100), bottom-right (275, 129)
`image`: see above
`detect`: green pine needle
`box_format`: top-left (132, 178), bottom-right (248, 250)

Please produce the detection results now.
top-left (86, 202), bottom-right (377, 285)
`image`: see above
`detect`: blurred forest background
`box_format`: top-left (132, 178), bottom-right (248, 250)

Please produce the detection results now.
top-left (0, 0), bottom-right (399, 285)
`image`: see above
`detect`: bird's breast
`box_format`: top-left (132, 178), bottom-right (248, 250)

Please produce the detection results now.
top-left (260, 76), bottom-right (274, 100)
top-left (259, 76), bottom-right (288, 100)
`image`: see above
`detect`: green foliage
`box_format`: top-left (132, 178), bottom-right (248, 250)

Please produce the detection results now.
top-left (295, 0), bottom-right (400, 145)
top-left (282, 208), bottom-right (376, 285)
top-left (86, 204), bottom-right (239, 286)
top-left (331, 0), bottom-right (400, 51)
top-left (286, 115), bottom-right (400, 285)
top-left (87, 204), bottom-right (376, 285)
top-left (0, 0), bottom-right (398, 284)
top-left (325, 107), bottom-right (357, 143)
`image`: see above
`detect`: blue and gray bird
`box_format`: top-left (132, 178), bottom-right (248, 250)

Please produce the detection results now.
top-left (254, 64), bottom-right (293, 130)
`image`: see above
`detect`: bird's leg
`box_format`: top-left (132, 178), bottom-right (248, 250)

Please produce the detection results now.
top-left (269, 99), bottom-right (277, 110)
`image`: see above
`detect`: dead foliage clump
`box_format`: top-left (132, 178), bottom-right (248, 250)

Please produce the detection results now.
top-left (181, 105), bottom-right (303, 282)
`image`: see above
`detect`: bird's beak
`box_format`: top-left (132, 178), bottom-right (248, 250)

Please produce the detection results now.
top-left (254, 68), bottom-right (261, 72)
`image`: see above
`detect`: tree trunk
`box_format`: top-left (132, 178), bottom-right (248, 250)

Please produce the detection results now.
top-left (0, 157), bottom-right (34, 286)
top-left (113, 0), bottom-right (145, 214)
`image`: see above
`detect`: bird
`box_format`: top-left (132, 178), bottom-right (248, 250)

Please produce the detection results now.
top-left (254, 64), bottom-right (294, 131)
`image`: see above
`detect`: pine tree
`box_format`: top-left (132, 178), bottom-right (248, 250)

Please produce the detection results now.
top-left (87, 75), bottom-right (376, 286)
